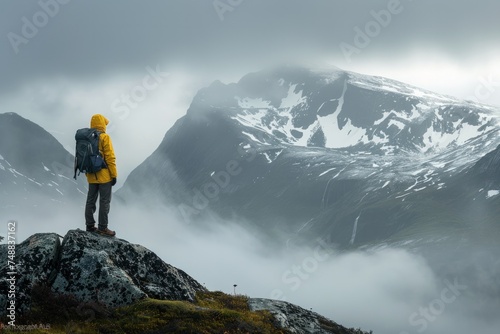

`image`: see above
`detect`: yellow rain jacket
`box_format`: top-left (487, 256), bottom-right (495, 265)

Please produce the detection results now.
top-left (86, 114), bottom-right (118, 184)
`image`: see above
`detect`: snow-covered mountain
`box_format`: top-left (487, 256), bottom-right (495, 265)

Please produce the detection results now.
top-left (190, 67), bottom-right (499, 154)
top-left (118, 66), bottom-right (500, 248)
top-left (0, 112), bottom-right (87, 218)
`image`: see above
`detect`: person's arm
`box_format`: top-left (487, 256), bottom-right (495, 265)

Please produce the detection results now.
top-left (101, 134), bottom-right (117, 179)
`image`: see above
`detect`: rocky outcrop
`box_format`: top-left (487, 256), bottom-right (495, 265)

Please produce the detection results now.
top-left (0, 230), bottom-right (372, 333)
top-left (0, 229), bottom-right (206, 315)
top-left (249, 298), bottom-right (371, 334)
top-left (0, 233), bottom-right (61, 315)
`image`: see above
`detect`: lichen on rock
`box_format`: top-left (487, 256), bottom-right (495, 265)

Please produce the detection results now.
top-left (0, 229), bottom-right (206, 316)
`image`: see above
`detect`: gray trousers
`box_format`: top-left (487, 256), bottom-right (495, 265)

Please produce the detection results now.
top-left (85, 182), bottom-right (112, 229)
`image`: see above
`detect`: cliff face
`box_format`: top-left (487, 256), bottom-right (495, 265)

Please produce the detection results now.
top-left (0, 229), bottom-right (206, 315)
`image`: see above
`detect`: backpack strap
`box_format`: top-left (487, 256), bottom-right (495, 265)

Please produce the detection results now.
top-left (93, 129), bottom-right (101, 181)
top-left (73, 153), bottom-right (77, 180)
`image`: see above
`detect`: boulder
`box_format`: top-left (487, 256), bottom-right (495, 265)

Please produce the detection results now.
top-left (0, 233), bottom-right (61, 315)
top-left (0, 229), bottom-right (206, 315)
top-left (249, 298), bottom-right (369, 334)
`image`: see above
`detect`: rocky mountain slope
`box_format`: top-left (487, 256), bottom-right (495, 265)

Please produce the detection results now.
top-left (0, 112), bottom-right (87, 218)
top-left (117, 66), bottom-right (500, 248)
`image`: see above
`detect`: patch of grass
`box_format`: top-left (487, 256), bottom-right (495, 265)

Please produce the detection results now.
top-left (94, 292), bottom-right (287, 334)
top-left (3, 289), bottom-right (288, 334)
top-left (2, 284), bottom-right (110, 334)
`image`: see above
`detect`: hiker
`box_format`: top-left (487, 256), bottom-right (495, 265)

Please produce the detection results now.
top-left (84, 114), bottom-right (118, 236)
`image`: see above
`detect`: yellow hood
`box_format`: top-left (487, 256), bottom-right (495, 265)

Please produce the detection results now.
top-left (90, 114), bottom-right (109, 133)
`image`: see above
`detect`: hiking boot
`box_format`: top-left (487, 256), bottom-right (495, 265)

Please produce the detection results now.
top-left (86, 225), bottom-right (97, 232)
top-left (97, 227), bottom-right (116, 237)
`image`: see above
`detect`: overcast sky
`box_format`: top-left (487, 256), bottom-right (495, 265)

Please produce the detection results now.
top-left (1, 0), bottom-right (499, 182)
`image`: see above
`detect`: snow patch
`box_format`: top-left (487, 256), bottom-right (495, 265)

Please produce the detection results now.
top-left (241, 131), bottom-right (266, 144)
top-left (486, 190), bottom-right (500, 198)
top-left (238, 97), bottom-right (271, 109)
top-left (28, 178), bottom-right (42, 186)
top-left (349, 214), bottom-right (360, 245)
top-left (319, 80), bottom-right (368, 148)
top-left (9, 168), bottom-right (24, 177)
top-left (319, 167), bottom-right (336, 177)
top-left (280, 84), bottom-right (306, 109)
top-left (261, 149), bottom-right (283, 163)
top-left (262, 153), bottom-right (273, 163)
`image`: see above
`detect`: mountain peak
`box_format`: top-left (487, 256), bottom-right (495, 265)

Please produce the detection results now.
top-left (187, 66), bottom-right (498, 154)
top-left (118, 66), bottom-right (500, 249)
top-left (0, 112), bottom-right (87, 215)
top-left (0, 112), bottom-right (72, 176)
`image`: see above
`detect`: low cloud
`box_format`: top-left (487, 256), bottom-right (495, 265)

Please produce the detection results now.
top-left (3, 199), bottom-right (500, 334)
top-left (112, 204), bottom-right (500, 334)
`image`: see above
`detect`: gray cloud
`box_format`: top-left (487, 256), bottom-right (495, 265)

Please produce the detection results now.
top-left (1, 0), bottom-right (499, 96)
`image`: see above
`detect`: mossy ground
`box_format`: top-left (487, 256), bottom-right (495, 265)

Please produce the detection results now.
top-left (2, 287), bottom-right (288, 334)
